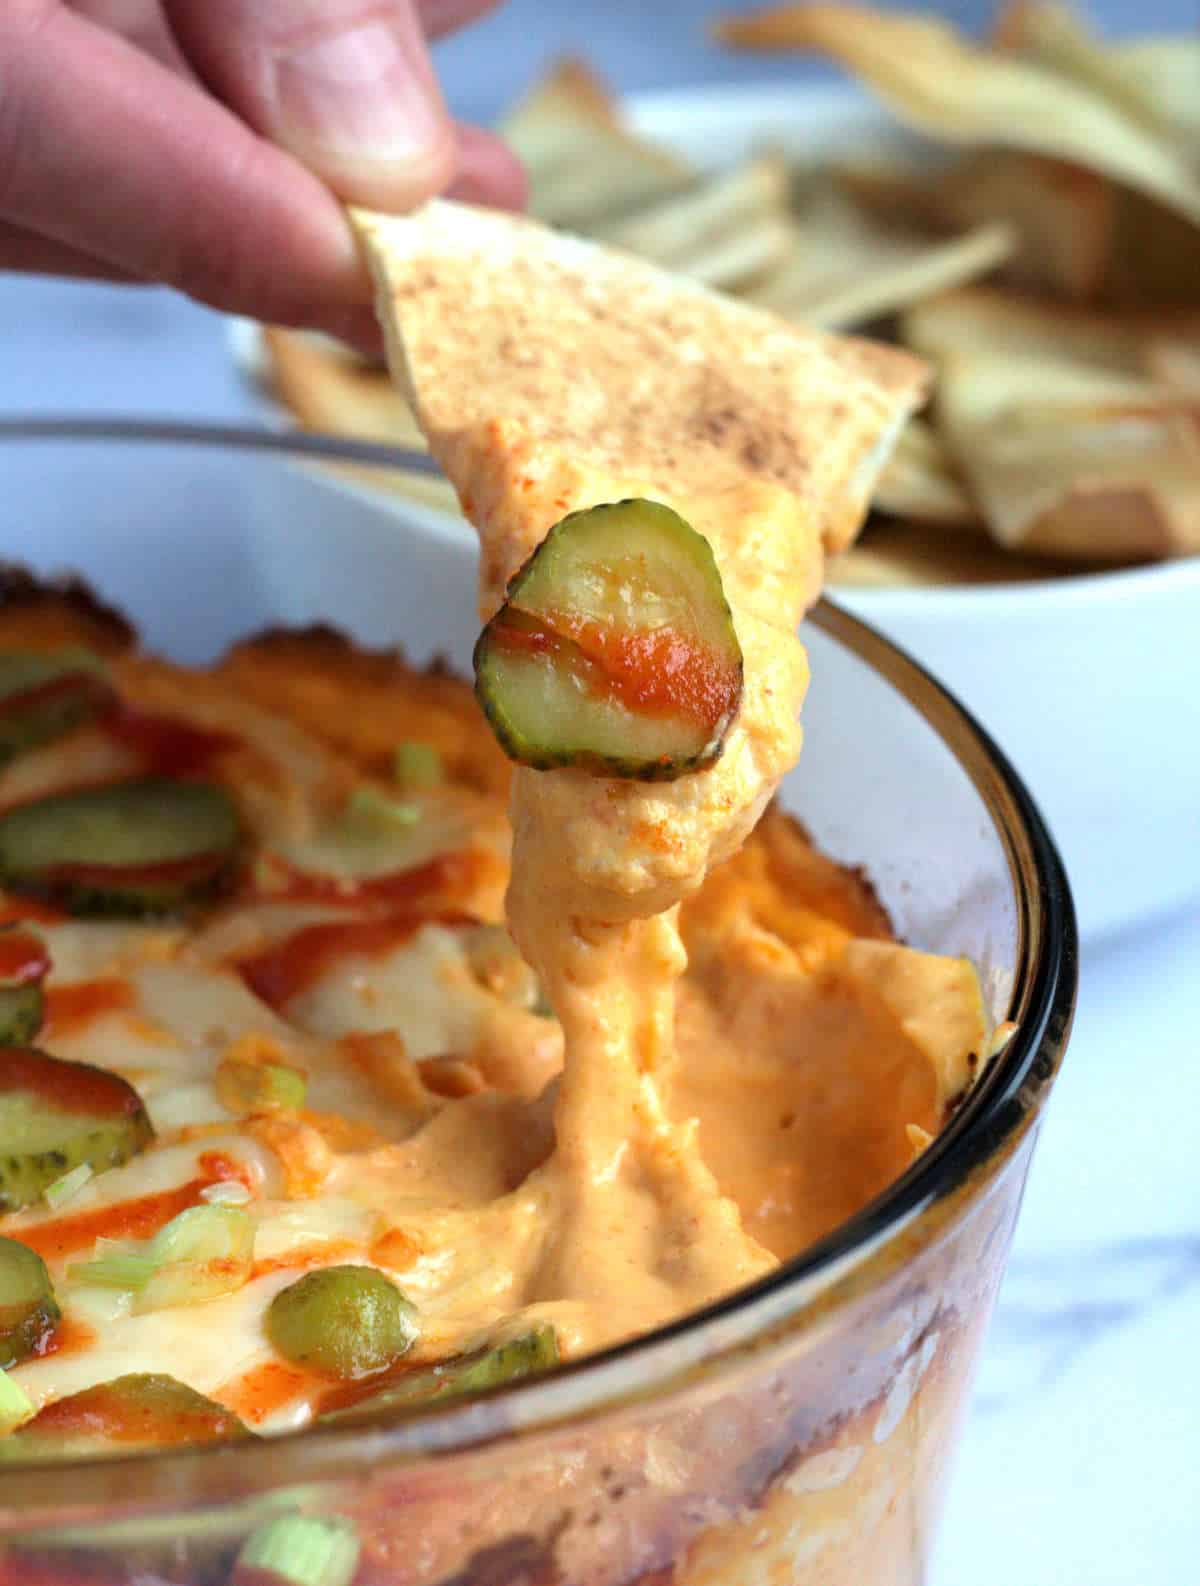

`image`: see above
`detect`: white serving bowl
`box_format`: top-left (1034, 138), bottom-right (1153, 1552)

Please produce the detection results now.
top-left (630, 85), bottom-right (1200, 944)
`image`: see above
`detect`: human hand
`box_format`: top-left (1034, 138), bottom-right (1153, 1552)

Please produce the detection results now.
top-left (0, 1), bottom-right (525, 346)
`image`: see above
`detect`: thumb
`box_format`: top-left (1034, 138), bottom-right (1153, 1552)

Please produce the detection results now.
top-left (164, 0), bottom-right (457, 210)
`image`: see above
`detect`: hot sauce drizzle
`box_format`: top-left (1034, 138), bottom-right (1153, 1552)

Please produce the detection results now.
top-left (239, 910), bottom-right (477, 1010)
top-left (0, 929), bottom-right (51, 986)
top-left (20, 1178), bottom-right (210, 1261)
top-left (104, 706), bottom-right (238, 778)
top-left (42, 977), bottom-right (135, 1037)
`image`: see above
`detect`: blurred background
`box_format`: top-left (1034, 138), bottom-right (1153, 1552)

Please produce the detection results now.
top-left (433, 0), bottom-right (1198, 120)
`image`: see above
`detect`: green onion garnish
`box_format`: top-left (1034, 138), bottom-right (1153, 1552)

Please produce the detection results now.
top-left (67, 1248), bottom-right (157, 1291)
top-left (43, 1161), bottom-right (93, 1210)
top-left (232, 1513), bottom-right (361, 1586)
top-left (0, 1366), bottom-right (34, 1435)
top-left (392, 741), bottom-right (442, 789)
top-left (338, 785), bottom-right (421, 840)
top-left (216, 1058), bottom-right (307, 1116)
top-left (68, 1204), bottom-right (254, 1311)
top-left (135, 1204), bottom-right (254, 1313)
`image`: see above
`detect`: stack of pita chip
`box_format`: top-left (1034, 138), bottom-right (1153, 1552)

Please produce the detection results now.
top-left (719, 0), bottom-right (1200, 570)
top-left (501, 58), bottom-right (1016, 321)
top-left (257, 1), bottom-right (1199, 585)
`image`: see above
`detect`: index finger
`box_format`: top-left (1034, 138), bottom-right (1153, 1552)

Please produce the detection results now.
top-left (0, 4), bottom-right (369, 326)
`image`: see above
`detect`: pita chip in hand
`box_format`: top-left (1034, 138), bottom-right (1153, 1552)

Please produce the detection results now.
top-left (350, 199), bottom-right (927, 623)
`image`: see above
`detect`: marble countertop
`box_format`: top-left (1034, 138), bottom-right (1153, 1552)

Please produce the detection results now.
top-left (2, 4), bottom-right (1197, 1581)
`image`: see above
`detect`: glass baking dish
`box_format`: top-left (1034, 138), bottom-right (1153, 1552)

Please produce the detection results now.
top-left (0, 421), bottom-right (1076, 1586)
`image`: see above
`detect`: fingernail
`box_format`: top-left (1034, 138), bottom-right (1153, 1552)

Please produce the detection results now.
top-left (272, 20), bottom-right (445, 161)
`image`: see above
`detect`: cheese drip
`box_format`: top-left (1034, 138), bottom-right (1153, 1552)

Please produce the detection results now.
top-left (501, 492), bottom-right (811, 1335)
top-left (352, 197), bottom-right (929, 1346)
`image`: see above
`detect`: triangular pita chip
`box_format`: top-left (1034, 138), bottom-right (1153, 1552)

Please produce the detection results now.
top-left (591, 155), bottom-right (795, 290)
top-left (903, 287), bottom-right (1200, 385)
top-left (994, 3), bottom-right (1200, 149)
top-left (827, 518), bottom-right (1076, 588)
top-left (741, 179), bottom-right (1014, 329)
top-left (716, 4), bottom-right (1200, 225)
top-left (840, 149), bottom-right (1118, 301)
top-left (351, 200), bottom-right (927, 625)
top-left (1111, 39), bottom-right (1200, 147)
top-left (500, 59), bottom-right (692, 231)
top-left (904, 289), bottom-right (1200, 559)
top-left (871, 416), bottom-right (981, 529)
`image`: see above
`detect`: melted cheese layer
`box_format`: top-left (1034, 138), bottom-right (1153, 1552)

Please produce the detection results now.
top-left (0, 624), bottom-right (985, 1434)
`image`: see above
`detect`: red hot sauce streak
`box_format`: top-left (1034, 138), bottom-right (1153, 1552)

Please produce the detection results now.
top-left (18, 1179), bottom-right (211, 1262)
top-left (239, 910), bottom-right (476, 1010)
top-left (41, 977), bottom-right (135, 1037)
top-left (0, 929), bottom-right (51, 986)
top-left (490, 607), bottom-right (741, 731)
top-left (104, 706), bottom-right (238, 778)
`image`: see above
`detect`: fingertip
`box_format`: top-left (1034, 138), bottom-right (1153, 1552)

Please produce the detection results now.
top-left (314, 303), bottom-right (387, 361)
top-left (448, 124), bottom-right (528, 212)
top-left (168, 2), bottom-right (460, 213)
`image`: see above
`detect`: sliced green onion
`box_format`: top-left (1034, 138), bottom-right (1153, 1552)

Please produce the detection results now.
top-left (43, 1162), bottom-right (93, 1211)
top-left (67, 1205), bottom-right (255, 1308)
top-left (67, 1248), bottom-right (157, 1291)
top-left (232, 1513), bottom-right (360, 1586)
top-left (216, 1059), bottom-right (307, 1116)
top-left (200, 1179), bottom-right (252, 1207)
top-left (391, 741), bottom-right (442, 789)
top-left (0, 1366), bottom-right (34, 1435)
top-left (134, 1204), bottom-right (254, 1313)
top-left (338, 785), bottom-right (421, 840)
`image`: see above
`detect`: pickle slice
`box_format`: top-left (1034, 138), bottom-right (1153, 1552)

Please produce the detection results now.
top-left (0, 777), bottom-right (241, 917)
top-left (474, 500), bottom-right (743, 781)
top-left (320, 1325), bottom-right (559, 1424)
top-left (0, 1048), bottom-right (154, 1213)
top-left (0, 1236), bottom-right (60, 1368)
top-left (0, 984), bottom-right (43, 1049)
top-left (0, 650), bottom-right (112, 764)
top-left (267, 1265), bottom-right (418, 1380)
top-left (0, 1372), bottom-right (248, 1460)
top-left (0, 927), bottom-right (50, 1047)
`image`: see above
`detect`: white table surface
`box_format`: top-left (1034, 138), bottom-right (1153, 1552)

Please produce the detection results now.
top-left (2, 4), bottom-right (1198, 1580)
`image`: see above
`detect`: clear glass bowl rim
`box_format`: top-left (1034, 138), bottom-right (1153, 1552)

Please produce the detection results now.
top-left (0, 419), bottom-right (1078, 1499)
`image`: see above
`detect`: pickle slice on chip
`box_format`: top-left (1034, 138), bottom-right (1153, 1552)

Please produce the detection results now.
top-left (475, 500), bottom-right (743, 781)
